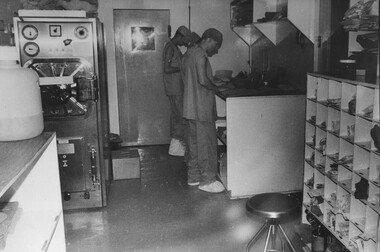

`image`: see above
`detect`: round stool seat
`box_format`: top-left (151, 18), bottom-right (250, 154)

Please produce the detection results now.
top-left (246, 193), bottom-right (299, 219)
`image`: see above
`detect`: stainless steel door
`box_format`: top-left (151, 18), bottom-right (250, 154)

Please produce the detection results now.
top-left (114, 9), bottom-right (170, 146)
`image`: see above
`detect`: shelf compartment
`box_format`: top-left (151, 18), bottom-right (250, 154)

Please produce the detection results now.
top-left (326, 155), bottom-right (338, 182)
top-left (304, 160), bottom-right (314, 188)
top-left (306, 99), bottom-right (317, 124)
top-left (327, 79), bottom-right (342, 110)
top-left (348, 223), bottom-right (364, 252)
top-left (353, 145), bottom-right (370, 180)
top-left (369, 153), bottom-right (380, 187)
top-left (350, 197), bottom-right (366, 232)
top-left (341, 164), bottom-right (353, 185)
top-left (336, 215), bottom-right (350, 244)
top-left (336, 185), bottom-right (351, 217)
top-left (314, 151), bottom-right (325, 174)
top-left (351, 174), bottom-right (369, 205)
top-left (313, 169), bottom-right (325, 195)
top-left (324, 176), bottom-right (337, 208)
top-left (341, 82), bottom-right (356, 115)
top-left (355, 116), bottom-right (372, 150)
top-left (338, 139), bottom-right (355, 172)
top-left (216, 126), bottom-right (227, 145)
top-left (303, 184), bottom-right (313, 203)
top-left (305, 144), bottom-right (315, 164)
top-left (370, 122), bottom-right (380, 153)
top-left (305, 122), bottom-right (316, 147)
top-left (337, 164), bottom-right (352, 192)
top-left (368, 183), bottom-right (380, 213)
top-left (326, 132), bottom-right (340, 158)
top-left (307, 75), bottom-right (318, 99)
top-left (356, 85), bottom-right (375, 120)
top-left (316, 103), bottom-right (328, 130)
top-left (315, 127), bottom-right (327, 155)
top-left (373, 90), bottom-right (379, 122)
top-left (325, 209), bottom-right (336, 230)
top-left (327, 107), bottom-right (341, 136)
top-left (364, 207), bottom-right (378, 243)
top-left (340, 112), bottom-right (356, 143)
top-left (316, 77), bottom-right (329, 105)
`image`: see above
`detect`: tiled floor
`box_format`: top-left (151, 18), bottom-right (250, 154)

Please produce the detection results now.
top-left (64, 145), bottom-right (306, 252)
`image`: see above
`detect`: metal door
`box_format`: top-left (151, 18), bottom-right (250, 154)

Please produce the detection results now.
top-left (114, 9), bottom-right (170, 146)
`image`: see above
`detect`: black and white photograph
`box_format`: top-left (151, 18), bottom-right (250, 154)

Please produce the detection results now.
top-left (0, 0), bottom-right (378, 251)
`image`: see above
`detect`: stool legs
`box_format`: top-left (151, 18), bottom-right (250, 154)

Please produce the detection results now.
top-left (278, 224), bottom-right (296, 252)
top-left (246, 219), bottom-right (297, 252)
top-left (263, 223), bottom-right (273, 251)
top-left (246, 220), bottom-right (268, 252)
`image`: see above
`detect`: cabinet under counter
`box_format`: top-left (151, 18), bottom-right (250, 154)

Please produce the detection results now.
top-left (0, 132), bottom-right (66, 252)
top-left (216, 91), bottom-right (306, 198)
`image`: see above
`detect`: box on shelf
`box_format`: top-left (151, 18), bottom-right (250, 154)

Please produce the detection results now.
top-left (112, 148), bottom-right (140, 180)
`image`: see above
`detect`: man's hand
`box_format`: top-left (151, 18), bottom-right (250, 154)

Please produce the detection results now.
top-left (217, 82), bottom-right (234, 92)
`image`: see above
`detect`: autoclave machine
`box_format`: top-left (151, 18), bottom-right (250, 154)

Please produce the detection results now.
top-left (13, 10), bottom-right (111, 210)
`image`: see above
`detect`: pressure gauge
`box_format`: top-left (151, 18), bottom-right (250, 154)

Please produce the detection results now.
top-left (23, 42), bottom-right (40, 57)
top-left (74, 26), bottom-right (89, 39)
top-left (22, 25), bottom-right (38, 40)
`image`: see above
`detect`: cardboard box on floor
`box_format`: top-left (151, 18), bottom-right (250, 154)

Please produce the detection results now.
top-left (112, 149), bottom-right (140, 180)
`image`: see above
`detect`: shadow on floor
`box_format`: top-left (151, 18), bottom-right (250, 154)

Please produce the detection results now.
top-left (64, 145), bottom-right (305, 252)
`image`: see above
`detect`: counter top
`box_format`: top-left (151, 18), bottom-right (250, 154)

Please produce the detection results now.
top-left (309, 72), bottom-right (379, 88)
top-left (0, 132), bottom-right (56, 198)
top-left (217, 86), bottom-right (304, 100)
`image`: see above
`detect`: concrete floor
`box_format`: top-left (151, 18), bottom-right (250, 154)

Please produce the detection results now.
top-left (64, 145), bottom-right (306, 252)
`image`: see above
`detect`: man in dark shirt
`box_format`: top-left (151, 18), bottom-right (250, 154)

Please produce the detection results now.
top-left (163, 26), bottom-right (191, 156)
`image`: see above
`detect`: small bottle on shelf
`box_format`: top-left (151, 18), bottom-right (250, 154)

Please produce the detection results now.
top-left (311, 224), bottom-right (326, 252)
top-left (305, 209), bottom-right (326, 252)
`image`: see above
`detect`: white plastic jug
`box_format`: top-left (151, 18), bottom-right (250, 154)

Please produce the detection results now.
top-left (0, 46), bottom-right (44, 141)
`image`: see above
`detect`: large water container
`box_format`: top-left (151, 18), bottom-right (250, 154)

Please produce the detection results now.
top-left (0, 46), bottom-right (44, 141)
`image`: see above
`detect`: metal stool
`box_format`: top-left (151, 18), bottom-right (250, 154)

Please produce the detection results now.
top-left (246, 193), bottom-right (299, 252)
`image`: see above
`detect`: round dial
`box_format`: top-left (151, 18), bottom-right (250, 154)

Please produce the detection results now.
top-left (22, 25), bottom-right (38, 40)
top-left (23, 42), bottom-right (40, 57)
top-left (74, 26), bottom-right (89, 39)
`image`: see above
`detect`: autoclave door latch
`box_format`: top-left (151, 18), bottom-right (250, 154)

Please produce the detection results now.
top-left (90, 146), bottom-right (100, 186)
top-left (76, 76), bottom-right (98, 102)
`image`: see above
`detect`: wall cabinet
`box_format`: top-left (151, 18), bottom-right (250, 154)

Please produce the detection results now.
top-left (231, 0), bottom-right (330, 46)
top-left (231, 0), bottom-right (296, 45)
top-left (0, 132), bottom-right (66, 251)
top-left (216, 92), bottom-right (306, 198)
top-left (302, 73), bottom-right (380, 252)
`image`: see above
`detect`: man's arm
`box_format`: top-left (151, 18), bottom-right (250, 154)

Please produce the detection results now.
top-left (196, 56), bottom-right (231, 92)
top-left (196, 56), bottom-right (220, 91)
top-left (164, 46), bottom-right (180, 74)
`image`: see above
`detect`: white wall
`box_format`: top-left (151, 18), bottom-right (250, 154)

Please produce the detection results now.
top-left (98, 0), bottom-right (249, 134)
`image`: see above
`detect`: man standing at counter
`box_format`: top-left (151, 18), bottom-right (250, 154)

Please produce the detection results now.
top-left (180, 28), bottom-right (227, 193)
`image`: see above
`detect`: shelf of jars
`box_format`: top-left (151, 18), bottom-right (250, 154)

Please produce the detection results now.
top-left (302, 73), bottom-right (380, 252)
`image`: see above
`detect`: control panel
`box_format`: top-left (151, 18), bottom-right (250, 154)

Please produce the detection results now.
top-left (17, 22), bottom-right (94, 64)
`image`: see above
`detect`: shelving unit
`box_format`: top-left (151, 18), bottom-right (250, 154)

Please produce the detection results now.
top-left (302, 73), bottom-right (380, 252)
